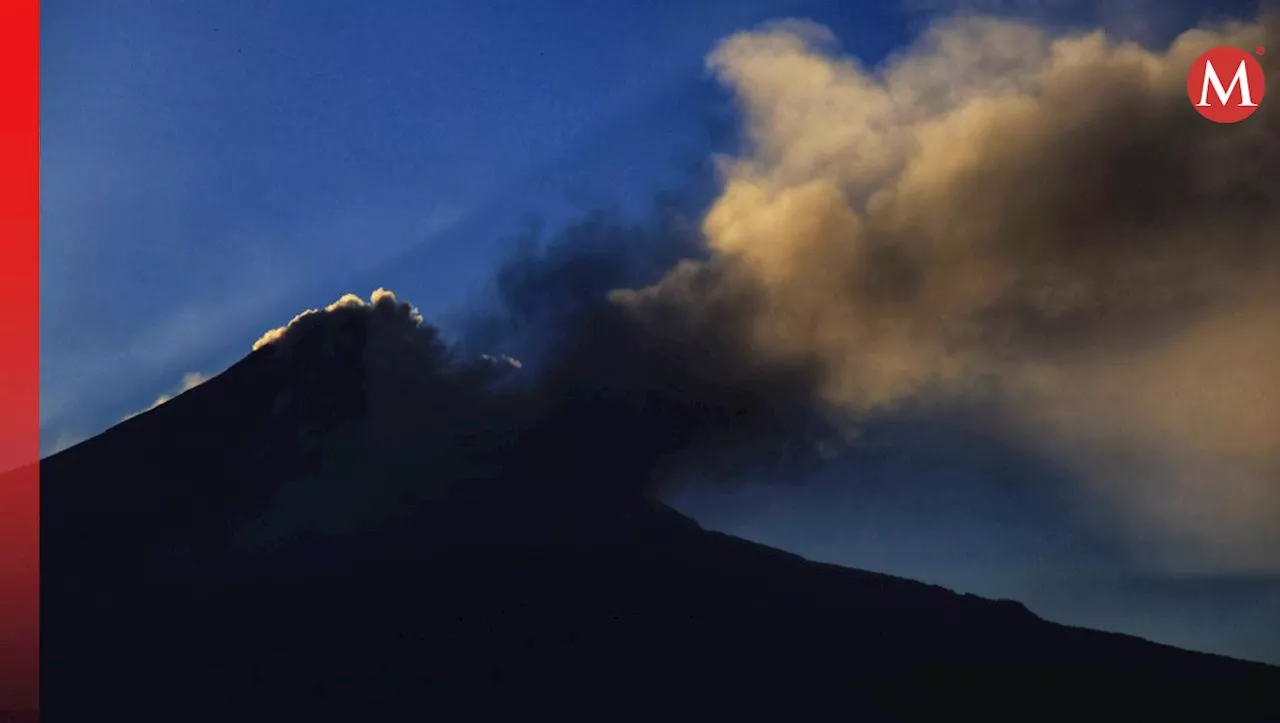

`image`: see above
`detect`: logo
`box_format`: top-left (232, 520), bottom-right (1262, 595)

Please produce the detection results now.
top-left (1188, 46), bottom-right (1266, 123)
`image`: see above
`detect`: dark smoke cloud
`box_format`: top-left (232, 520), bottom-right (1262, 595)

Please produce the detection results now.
top-left (449, 200), bottom-right (836, 498)
top-left (242, 211), bottom-right (831, 543)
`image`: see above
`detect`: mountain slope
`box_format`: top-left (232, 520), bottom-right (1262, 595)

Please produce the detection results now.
top-left (39, 314), bottom-right (1280, 722)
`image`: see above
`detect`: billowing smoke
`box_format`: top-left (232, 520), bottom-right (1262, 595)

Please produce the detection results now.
top-left (621, 12), bottom-right (1278, 572)
top-left (246, 12), bottom-right (1279, 573)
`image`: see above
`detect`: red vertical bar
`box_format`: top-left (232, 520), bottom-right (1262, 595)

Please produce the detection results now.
top-left (0, 0), bottom-right (41, 719)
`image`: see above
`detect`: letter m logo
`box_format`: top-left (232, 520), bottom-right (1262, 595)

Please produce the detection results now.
top-left (1188, 46), bottom-right (1266, 123)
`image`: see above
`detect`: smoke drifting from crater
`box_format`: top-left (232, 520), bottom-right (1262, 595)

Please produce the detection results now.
top-left (249, 11), bottom-right (1279, 573)
top-left (253, 288), bottom-right (425, 352)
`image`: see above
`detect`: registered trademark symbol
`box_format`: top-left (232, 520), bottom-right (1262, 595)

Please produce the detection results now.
top-left (1258, 47), bottom-right (1266, 56)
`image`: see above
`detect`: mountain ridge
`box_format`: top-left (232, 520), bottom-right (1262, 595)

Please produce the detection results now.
top-left (38, 306), bottom-right (1280, 721)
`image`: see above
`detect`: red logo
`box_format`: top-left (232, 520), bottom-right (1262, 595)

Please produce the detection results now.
top-left (1188, 46), bottom-right (1265, 123)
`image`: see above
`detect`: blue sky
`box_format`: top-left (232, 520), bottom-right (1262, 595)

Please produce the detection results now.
top-left (41, 0), bottom-right (1256, 449)
top-left (41, 0), bottom-right (827, 444)
top-left (41, 0), bottom-right (1275, 663)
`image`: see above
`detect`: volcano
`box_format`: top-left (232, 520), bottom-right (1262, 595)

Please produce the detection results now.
top-left (38, 299), bottom-right (1280, 722)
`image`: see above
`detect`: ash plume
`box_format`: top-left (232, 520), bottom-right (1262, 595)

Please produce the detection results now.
top-left (624, 11), bottom-right (1279, 572)
top-left (247, 11), bottom-right (1280, 573)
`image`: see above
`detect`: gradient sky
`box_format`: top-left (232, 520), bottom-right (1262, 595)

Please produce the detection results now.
top-left (41, 0), bottom-right (1276, 664)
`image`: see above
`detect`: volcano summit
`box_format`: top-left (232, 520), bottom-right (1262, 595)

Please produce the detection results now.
top-left (37, 290), bottom-right (1280, 722)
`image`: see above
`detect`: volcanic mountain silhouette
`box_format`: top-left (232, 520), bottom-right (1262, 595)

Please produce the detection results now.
top-left (39, 301), bottom-right (1280, 722)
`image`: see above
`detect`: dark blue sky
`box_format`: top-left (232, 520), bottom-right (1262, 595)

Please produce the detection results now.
top-left (41, 0), bottom-right (1275, 663)
top-left (42, 0), bottom-right (859, 439)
